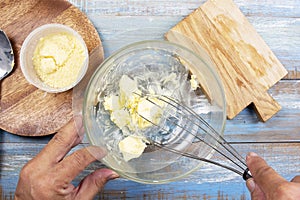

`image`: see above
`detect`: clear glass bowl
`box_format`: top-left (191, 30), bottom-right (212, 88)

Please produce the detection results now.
top-left (83, 40), bottom-right (226, 184)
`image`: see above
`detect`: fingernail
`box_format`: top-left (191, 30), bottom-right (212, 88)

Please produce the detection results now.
top-left (87, 146), bottom-right (108, 160)
top-left (108, 172), bottom-right (119, 180)
top-left (73, 115), bottom-right (85, 136)
top-left (248, 152), bottom-right (258, 157)
top-left (74, 115), bottom-right (83, 128)
top-left (246, 152), bottom-right (258, 163)
top-left (246, 178), bottom-right (256, 192)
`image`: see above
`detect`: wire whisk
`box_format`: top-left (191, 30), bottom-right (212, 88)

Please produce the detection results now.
top-left (135, 93), bottom-right (252, 181)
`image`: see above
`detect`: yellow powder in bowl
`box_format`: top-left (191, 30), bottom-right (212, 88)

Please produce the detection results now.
top-left (33, 32), bottom-right (86, 89)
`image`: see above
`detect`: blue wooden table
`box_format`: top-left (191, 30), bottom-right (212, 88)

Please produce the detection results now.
top-left (1, 0), bottom-right (300, 199)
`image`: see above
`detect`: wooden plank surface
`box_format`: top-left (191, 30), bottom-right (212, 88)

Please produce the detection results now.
top-left (165, 0), bottom-right (288, 121)
top-left (1, 0), bottom-right (300, 199)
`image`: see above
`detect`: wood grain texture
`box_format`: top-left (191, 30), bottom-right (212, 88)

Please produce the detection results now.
top-left (75, 0), bottom-right (299, 79)
top-left (0, 0), bottom-right (103, 136)
top-left (165, 0), bottom-right (288, 122)
top-left (1, 136), bottom-right (300, 199)
top-left (1, 0), bottom-right (299, 199)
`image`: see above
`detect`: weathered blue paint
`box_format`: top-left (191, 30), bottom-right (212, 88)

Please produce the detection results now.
top-left (1, 0), bottom-right (300, 199)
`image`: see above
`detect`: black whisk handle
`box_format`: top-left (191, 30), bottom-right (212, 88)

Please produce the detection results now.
top-left (243, 168), bottom-right (252, 180)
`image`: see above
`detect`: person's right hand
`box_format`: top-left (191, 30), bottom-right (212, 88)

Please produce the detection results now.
top-left (246, 152), bottom-right (300, 200)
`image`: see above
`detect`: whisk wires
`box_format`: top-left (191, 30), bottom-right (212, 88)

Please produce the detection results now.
top-left (134, 93), bottom-right (252, 180)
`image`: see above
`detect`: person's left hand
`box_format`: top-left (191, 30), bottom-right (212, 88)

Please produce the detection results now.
top-left (14, 116), bottom-right (119, 200)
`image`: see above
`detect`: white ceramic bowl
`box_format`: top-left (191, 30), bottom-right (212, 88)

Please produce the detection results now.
top-left (20, 23), bottom-right (89, 93)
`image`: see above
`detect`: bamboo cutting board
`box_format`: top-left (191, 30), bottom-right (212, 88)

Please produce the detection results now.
top-left (0, 0), bottom-right (104, 136)
top-left (165, 0), bottom-right (287, 121)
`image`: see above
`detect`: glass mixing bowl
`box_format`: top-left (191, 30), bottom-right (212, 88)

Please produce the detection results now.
top-left (83, 40), bottom-right (226, 184)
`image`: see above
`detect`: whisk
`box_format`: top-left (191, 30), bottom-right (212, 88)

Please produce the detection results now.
top-left (135, 93), bottom-right (252, 181)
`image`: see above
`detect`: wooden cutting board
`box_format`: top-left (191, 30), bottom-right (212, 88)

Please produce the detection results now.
top-left (0, 0), bottom-right (104, 136)
top-left (165, 0), bottom-right (287, 122)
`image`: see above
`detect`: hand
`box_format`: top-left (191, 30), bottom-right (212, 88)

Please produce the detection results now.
top-left (246, 152), bottom-right (300, 200)
top-left (15, 116), bottom-right (119, 200)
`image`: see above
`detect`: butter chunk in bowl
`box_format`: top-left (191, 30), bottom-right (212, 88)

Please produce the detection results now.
top-left (83, 41), bottom-right (226, 184)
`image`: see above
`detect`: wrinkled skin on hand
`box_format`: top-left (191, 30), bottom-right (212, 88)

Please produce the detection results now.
top-left (246, 152), bottom-right (300, 200)
top-left (14, 116), bottom-right (119, 200)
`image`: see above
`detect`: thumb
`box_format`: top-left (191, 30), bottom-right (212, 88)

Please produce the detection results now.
top-left (246, 178), bottom-right (266, 199)
top-left (75, 168), bottom-right (119, 200)
top-left (246, 152), bottom-right (287, 197)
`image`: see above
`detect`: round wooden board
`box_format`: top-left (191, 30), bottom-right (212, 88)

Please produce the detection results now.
top-left (0, 0), bottom-right (104, 136)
